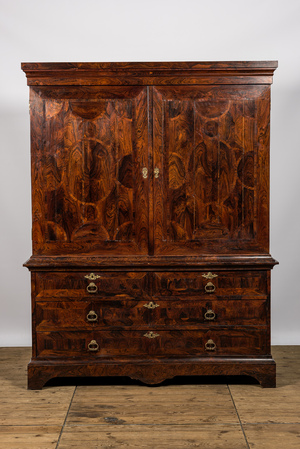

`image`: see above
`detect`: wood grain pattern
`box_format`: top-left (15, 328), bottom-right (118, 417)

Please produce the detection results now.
top-left (22, 61), bottom-right (278, 389)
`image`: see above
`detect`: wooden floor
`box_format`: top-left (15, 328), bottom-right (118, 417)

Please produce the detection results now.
top-left (0, 347), bottom-right (299, 448)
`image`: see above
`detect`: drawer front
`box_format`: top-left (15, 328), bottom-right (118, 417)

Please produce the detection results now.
top-left (36, 328), bottom-right (268, 358)
top-left (36, 300), bottom-right (150, 330)
top-left (35, 272), bottom-right (150, 300)
top-left (153, 271), bottom-right (268, 298)
top-left (35, 298), bottom-right (268, 331)
top-left (147, 298), bottom-right (268, 327)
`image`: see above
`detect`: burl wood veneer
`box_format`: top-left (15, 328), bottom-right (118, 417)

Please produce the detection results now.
top-left (22, 61), bottom-right (278, 389)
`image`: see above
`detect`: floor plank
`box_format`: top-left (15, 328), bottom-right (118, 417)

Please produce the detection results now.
top-left (243, 423), bottom-right (300, 449)
top-left (229, 346), bottom-right (300, 424)
top-left (67, 384), bottom-right (238, 425)
top-left (0, 425), bottom-right (61, 449)
top-left (58, 424), bottom-right (248, 449)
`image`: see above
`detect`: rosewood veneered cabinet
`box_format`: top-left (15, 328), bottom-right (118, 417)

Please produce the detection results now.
top-left (22, 61), bottom-right (278, 389)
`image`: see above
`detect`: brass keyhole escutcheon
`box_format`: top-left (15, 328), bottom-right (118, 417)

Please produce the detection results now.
top-left (85, 273), bottom-right (101, 281)
top-left (87, 282), bottom-right (98, 294)
top-left (88, 340), bottom-right (99, 352)
top-left (202, 272), bottom-right (218, 280)
top-left (86, 310), bottom-right (98, 322)
top-left (205, 282), bottom-right (216, 293)
top-left (143, 301), bottom-right (160, 310)
top-left (205, 339), bottom-right (216, 351)
top-left (144, 331), bottom-right (160, 339)
top-left (204, 309), bottom-right (216, 321)
top-left (154, 167), bottom-right (159, 178)
top-left (142, 167), bottom-right (148, 179)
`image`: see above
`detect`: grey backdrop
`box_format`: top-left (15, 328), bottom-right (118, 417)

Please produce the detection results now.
top-left (0, 0), bottom-right (299, 346)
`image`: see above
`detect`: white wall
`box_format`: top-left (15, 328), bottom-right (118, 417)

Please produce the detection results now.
top-left (0, 0), bottom-right (299, 346)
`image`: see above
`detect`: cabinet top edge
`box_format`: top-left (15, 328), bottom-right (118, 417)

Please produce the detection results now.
top-left (21, 60), bottom-right (278, 74)
top-left (24, 254), bottom-right (279, 269)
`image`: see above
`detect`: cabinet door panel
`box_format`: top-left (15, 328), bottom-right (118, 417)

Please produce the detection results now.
top-left (31, 86), bottom-right (149, 255)
top-left (153, 85), bottom-right (270, 255)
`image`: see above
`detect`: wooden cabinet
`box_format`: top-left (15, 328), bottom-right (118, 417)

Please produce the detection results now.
top-left (22, 61), bottom-right (278, 389)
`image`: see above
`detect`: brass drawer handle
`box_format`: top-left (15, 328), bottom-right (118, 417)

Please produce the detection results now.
top-left (86, 310), bottom-right (98, 322)
top-left (205, 282), bottom-right (216, 293)
top-left (143, 301), bottom-right (160, 310)
top-left (202, 272), bottom-right (218, 280)
top-left (144, 331), bottom-right (160, 339)
top-left (88, 340), bottom-right (99, 352)
top-left (204, 309), bottom-right (216, 321)
top-left (87, 282), bottom-right (98, 294)
top-left (85, 273), bottom-right (101, 281)
top-left (205, 339), bottom-right (216, 351)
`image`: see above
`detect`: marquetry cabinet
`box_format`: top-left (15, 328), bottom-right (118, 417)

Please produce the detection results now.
top-left (22, 61), bottom-right (278, 389)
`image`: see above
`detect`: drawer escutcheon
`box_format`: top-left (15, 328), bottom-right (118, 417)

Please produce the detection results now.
top-left (85, 273), bottom-right (101, 281)
top-left (144, 331), bottom-right (160, 339)
top-left (202, 272), bottom-right (218, 280)
top-left (143, 301), bottom-right (160, 310)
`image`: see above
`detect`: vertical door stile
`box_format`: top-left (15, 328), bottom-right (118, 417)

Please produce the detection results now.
top-left (148, 86), bottom-right (154, 256)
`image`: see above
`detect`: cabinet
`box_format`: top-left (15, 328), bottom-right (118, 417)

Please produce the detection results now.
top-left (22, 61), bottom-right (278, 389)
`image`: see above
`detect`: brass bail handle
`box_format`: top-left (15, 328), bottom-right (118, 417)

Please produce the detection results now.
top-left (205, 339), bottom-right (216, 351)
top-left (87, 282), bottom-right (98, 294)
top-left (87, 310), bottom-right (98, 322)
top-left (205, 282), bottom-right (216, 293)
top-left (88, 340), bottom-right (99, 352)
top-left (204, 309), bottom-right (216, 321)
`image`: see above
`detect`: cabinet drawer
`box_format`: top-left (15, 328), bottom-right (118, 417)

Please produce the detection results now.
top-left (35, 272), bottom-right (150, 299)
top-left (153, 271), bottom-right (268, 298)
top-left (36, 300), bottom-right (150, 330)
top-left (36, 328), bottom-right (268, 358)
top-left (147, 298), bottom-right (268, 327)
top-left (35, 298), bottom-right (268, 331)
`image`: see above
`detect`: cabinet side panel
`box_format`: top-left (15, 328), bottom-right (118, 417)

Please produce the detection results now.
top-left (30, 88), bottom-right (46, 253)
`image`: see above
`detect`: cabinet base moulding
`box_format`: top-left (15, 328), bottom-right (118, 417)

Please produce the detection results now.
top-left (27, 357), bottom-right (276, 390)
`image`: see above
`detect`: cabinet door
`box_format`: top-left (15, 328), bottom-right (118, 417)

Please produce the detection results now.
top-left (31, 86), bottom-right (150, 255)
top-left (153, 86), bottom-right (270, 255)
